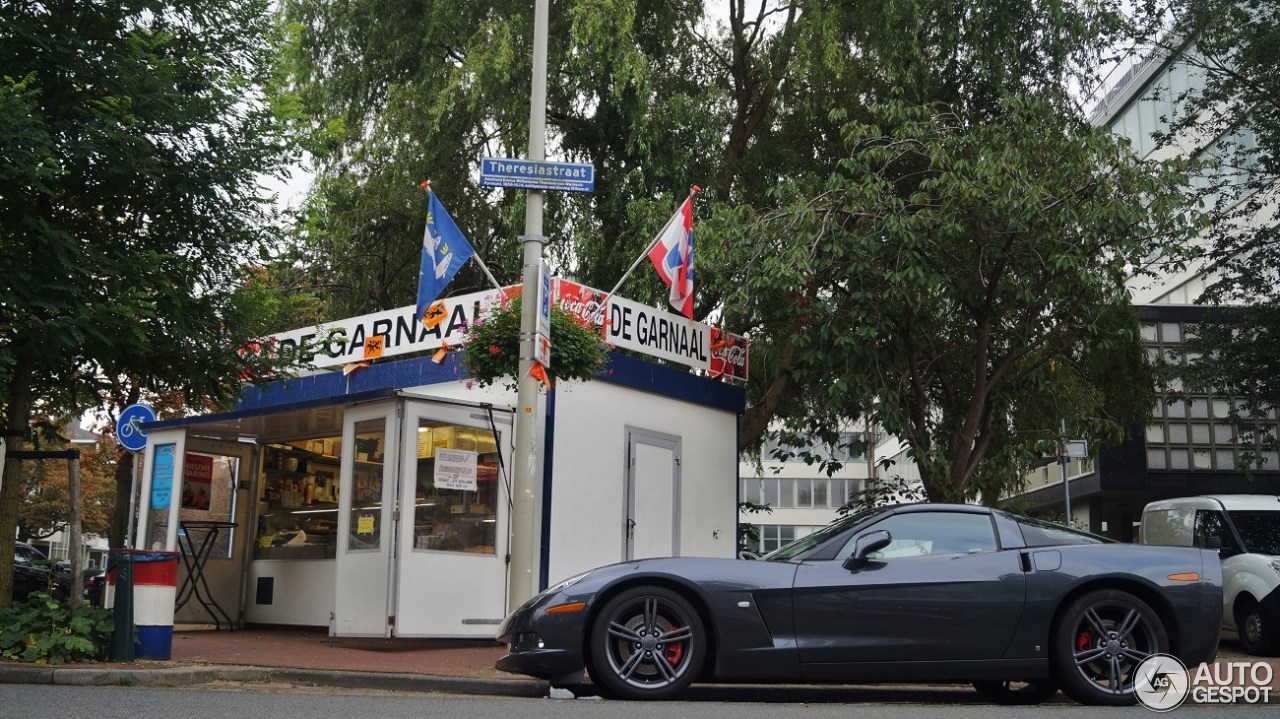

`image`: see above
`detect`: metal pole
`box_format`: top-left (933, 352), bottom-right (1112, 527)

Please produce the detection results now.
top-left (509, 0), bottom-right (550, 609)
top-left (125, 450), bottom-right (141, 548)
top-left (1060, 418), bottom-right (1071, 525)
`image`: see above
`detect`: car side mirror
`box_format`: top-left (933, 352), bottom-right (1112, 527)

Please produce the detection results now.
top-left (1206, 536), bottom-right (1223, 551)
top-left (843, 529), bottom-right (892, 572)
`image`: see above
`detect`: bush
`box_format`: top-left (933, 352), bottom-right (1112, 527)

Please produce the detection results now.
top-left (0, 593), bottom-right (114, 664)
top-left (462, 297), bottom-right (608, 388)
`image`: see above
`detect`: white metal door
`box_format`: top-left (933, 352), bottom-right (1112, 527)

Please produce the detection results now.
top-left (625, 429), bottom-right (681, 560)
top-left (333, 403), bottom-right (399, 637)
top-left (393, 399), bottom-right (512, 637)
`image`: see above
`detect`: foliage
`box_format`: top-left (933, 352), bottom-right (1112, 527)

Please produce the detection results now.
top-left (717, 96), bottom-right (1199, 503)
top-left (17, 423), bottom-right (116, 542)
top-left (0, 0), bottom-right (303, 605)
top-left (462, 298), bottom-right (607, 389)
top-left (735, 500), bottom-right (773, 555)
top-left (0, 594), bottom-right (115, 665)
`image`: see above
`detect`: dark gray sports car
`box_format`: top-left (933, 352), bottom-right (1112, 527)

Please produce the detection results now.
top-left (497, 503), bottom-right (1222, 705)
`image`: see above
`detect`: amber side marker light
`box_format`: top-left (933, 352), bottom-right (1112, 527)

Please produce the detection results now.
top-left (1167, 572), bottom-right (1201, 581)
top-left (546, 602), bottom-right (587, 614)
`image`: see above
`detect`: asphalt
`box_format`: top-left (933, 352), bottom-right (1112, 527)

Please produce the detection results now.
top-left (0, 625), bottom-right (1275, 704)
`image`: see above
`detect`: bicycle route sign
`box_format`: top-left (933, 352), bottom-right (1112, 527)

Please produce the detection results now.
top-left (116, 403), bottom-right (157, 451)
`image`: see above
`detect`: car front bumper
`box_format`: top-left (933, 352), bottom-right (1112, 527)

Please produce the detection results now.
top-left (495, 592), bottom-right (590, 680)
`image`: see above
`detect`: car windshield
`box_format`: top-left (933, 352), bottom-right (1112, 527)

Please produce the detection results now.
top-left (762, 507), bottom-right (882, 561)
top-left (1226, 511), bottom-right (1280, 555)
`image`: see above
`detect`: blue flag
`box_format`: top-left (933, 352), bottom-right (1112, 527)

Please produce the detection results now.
top-left (415, 190), bottom-right (476, 326)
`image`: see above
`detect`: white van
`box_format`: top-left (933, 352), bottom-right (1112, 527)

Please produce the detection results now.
top-left (1140, 495), bottom-right (1280, 656)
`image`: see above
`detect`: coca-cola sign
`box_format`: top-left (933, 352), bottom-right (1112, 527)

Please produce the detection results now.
top-left (710, 328), bottom-right (749, 381)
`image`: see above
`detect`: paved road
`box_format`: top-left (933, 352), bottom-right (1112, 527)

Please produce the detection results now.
top-left (0, 684), bottom-right (1274, 719)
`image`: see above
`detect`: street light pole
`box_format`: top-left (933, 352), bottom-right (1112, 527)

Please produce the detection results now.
top-left (1060, 418), bottom-right (1072, 525)
top-left (508, 0), bottom-right (550, 610)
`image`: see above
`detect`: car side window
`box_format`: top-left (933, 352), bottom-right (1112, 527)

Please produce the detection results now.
top-left (1193, 510), bottom-right (1241, 556)
top-left (834, 512), bottom-right (998, 561)
top-left (14, 547), bottom-right (34, 566)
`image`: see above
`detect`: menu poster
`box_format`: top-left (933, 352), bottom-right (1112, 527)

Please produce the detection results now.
top-left (435, 449), bottom-right (478, 492)
top-left (182, 453), bottom-right (214, 510)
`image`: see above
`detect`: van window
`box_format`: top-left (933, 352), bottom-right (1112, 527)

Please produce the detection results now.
top-left (1141, 508), bottom-right (1195, 546)
top-left (1193, 510), bottom-right (1241, 556)
top-left (1225, 511), bottom-right (1280, 555)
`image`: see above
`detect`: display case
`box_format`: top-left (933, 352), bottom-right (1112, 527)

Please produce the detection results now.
top-left (255, 439), bottom-right (342, 560)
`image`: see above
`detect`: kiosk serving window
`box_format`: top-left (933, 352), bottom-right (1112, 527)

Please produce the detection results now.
top-left (255, 436), bottom-right (343, 560)
top-left (411, 419), bottom-right (498, 553)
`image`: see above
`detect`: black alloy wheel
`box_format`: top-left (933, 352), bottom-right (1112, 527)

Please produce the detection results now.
top-left (1051, 589), bottom-right (1168, 706)
top-left (971, 679), bottom-right (1060, 705)
top-left (587, 586), bottom-right (705, 700)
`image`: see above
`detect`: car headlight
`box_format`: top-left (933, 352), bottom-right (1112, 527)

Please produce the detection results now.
top-left (541, 571), bottom-right (591, 597)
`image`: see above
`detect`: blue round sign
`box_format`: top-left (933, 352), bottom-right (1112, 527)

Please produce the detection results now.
top-left (116, 403), bottom-right (157, 451)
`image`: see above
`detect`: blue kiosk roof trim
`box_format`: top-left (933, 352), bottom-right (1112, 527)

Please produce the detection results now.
top-left (149, 352), bottom-right (743, 432)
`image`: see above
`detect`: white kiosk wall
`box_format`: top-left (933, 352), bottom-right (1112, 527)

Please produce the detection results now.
top-left (546, 381), bottom-right (738, 586)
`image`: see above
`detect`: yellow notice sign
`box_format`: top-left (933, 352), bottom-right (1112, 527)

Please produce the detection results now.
top-left (357, 514), bottom-right (375, 535)
top-left (363, 335), bottom-right (385, 359)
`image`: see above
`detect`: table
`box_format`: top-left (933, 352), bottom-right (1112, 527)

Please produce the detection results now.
top-left (176, 520), bottom-right (238, 630)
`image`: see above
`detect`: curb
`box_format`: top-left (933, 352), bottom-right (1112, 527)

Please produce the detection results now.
top-left (0, 664), bottom-right (548, 698)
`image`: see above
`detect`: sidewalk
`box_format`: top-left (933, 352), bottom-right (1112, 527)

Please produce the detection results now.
top-left (0, 625), bottom-right (546, 698)
top-left (0, 625), bottom-right (1275, 704)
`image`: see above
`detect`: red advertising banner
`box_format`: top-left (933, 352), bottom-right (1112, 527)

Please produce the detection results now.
top-left (182, 453), bottom-right (214, 510)
top-left (710, 328), bottom-right (749, 381)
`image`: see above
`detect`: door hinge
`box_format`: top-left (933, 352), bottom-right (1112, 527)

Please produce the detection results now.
top-left (392, 508), bottom-right (400, 522)
top-left (388, 615), bottom-right (395, 626)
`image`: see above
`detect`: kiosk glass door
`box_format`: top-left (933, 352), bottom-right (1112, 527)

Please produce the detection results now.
top-left (333, 403), bottom-right (399, 637)
top-left (393, 400), bottom-right (511, 636)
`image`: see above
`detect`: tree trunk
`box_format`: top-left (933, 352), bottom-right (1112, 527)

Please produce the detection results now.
top-left (109, 450), bottom-right (135, 549)
top-left (0, 353), bottom-right (34, 607)
top-left (68, 456), bottom-right (83, 613)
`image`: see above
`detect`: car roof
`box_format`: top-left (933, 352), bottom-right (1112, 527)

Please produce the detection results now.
top-left (1144, 494), bottom-right (1280, 512)
top-left (886, 502), bottom-right (991, 515)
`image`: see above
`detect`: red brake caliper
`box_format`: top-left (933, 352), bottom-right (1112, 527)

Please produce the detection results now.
top-left (664, 628), bottom-right (684, 665)
top-left (1077, 630), bottom-right (1092, 652)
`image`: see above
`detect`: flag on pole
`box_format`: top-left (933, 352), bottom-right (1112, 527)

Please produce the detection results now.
top-left (646, 192), bottom-right (696, 319)
top-left (416, 187), bottom-right (476, 327)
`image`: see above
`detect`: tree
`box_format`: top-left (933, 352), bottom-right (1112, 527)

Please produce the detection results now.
top-left (713, 96), bottom-right (1198, 502)
top-left (278, 0), bottom-right (1186, 502)
top-left (1131, 3), bottom-right (1280, 434)
top-left (0, 1), bottom-right (301, 605)
top-left (16, 423), bottom-right (115, 544)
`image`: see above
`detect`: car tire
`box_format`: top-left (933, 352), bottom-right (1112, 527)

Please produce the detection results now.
top-left (972, 680), bottom-right (1059, 705)
top-left (586, 586), bottom-right (705, 700)
top-left (1236, 598), bottom-right (1280, 657)
top-left (1051, 589), bottom-right (1168, 706)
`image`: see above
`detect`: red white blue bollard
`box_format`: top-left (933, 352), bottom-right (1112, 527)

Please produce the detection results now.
top-left (105, 550), bottom-right (179, 660)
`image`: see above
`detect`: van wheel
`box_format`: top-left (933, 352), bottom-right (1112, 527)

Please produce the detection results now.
top-left (1236, 599), bottom-right (1280, 656)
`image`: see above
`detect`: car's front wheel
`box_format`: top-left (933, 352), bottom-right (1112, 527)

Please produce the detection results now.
top-left (1051, 589), bottom-right (1168, 706)
top-left (972, 679), bottom-right (1059, 705)
top-left (1236, 598), bottom-right (1280, 656)
top-left (587, 586), bottom-right (705, 700)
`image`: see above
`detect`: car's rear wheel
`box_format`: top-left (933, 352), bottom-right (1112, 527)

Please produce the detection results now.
top-left (972, 679), bottom-right (1059, 705)
top-left (587, 586), bottom-right (704, 700)
top-left (1051, 589), bottom-right (1168, 706)
top-left (1236, 598), bottom-right (1280, 656)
